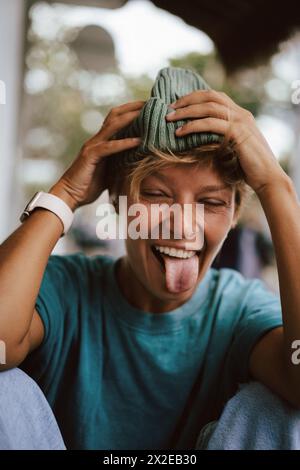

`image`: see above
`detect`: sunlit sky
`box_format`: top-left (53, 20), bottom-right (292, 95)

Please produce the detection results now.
top-left (30, 0), bottom-right (300, 159)
top-left (33, 0), bottom-right (213, 78)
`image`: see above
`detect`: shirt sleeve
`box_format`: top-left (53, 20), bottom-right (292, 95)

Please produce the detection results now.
top-left (221, 277), bottom-right (283, 402)
top-left (20, 252), bottom-right (86, 385)
top-left (35, 254), bottom-right (77, 348)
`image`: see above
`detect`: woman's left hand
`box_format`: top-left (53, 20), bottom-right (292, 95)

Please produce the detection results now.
top-left (166, 89), bottom-right (287, 195)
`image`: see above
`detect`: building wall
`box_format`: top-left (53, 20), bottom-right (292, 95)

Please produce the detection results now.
top-left (0, 0), bottom-right (25, 242)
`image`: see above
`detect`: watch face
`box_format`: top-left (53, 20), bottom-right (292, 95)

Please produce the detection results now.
top-left (20, 192), bottom-right (41, 223)
top-left (20, 212), bottom-right (30, 223)
top-left (26, 191), bottom-right (41, 211)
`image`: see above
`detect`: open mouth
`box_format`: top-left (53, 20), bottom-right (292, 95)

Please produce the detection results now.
top-left (151, 245), bottom-right (165, 271)
top-left (150, 244), bottom-right (202, 272)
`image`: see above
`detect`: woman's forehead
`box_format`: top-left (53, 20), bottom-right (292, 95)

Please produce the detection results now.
top-left (143, 165), bottom-right (233, 192)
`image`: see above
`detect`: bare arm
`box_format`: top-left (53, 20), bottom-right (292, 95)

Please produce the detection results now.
top-left (167, 89), bottom-right (300, 407)
top-left (0, 188), bottom-right (76, 370)
top-left (0, 101), bottom-right (144, 370)
top-left (249, 177), bottom-right (300, 408)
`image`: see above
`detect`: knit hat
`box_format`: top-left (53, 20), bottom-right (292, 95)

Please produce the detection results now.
top-left (112, 66), bottom-right (223, 167)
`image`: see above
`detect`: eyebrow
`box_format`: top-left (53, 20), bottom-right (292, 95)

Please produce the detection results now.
top-left (197, 184), bottom-right (232, 193)
top-left (149, 173), bottom-right (232, 193)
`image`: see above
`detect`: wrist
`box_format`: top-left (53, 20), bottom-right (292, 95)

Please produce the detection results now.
top-left (256, 172), bottom-right (293, 199)
top-left (49, 183), bottom-right (79, 212)
top-left (257, 173), bottom-right (298, 208)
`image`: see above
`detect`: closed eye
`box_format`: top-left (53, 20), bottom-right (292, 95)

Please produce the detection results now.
top-left (141, 191), bottom-right (171, 198)
top-left (199, 199), bottom-right (227, 206)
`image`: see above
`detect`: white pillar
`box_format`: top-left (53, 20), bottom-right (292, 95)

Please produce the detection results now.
top-left (0, 0), bottom-right (25, 242)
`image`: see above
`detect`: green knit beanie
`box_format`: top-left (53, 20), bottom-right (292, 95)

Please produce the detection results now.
top-left (112, 66), bottom-right (222, 167)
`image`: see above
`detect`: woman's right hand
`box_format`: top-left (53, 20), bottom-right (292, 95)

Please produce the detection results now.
top-left (49, 100), bottom-right (145, 211)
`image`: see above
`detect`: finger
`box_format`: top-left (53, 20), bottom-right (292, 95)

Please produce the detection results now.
top-left (109, 100), bottom-right (146, 118)
top-left (102, 100), bottom-right (145, 128)
top-left (88, 137), bottom-right (142, 160)
top-left (98, 109), bottom-right (142, 140)
top-left (170, 89), bottom-right (238, 111)
top-left (166, 102), bottom-right (232, 122)
top-left (175, 117), bottom-right (230, 137)
top-left (117, 100), bottom-right (146, 113)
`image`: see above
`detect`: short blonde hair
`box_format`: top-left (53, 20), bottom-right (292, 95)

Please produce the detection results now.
top-left (105, 142), bottom-right (252, 219)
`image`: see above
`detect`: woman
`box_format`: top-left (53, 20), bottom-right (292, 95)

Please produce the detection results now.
top-left (0, 67), bottom-right (300, 450)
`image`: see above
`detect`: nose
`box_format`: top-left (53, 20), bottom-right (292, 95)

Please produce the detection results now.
top-left (164, 202), bottom-right (205, 250)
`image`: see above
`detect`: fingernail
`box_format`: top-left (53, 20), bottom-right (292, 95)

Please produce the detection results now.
top-left (166, 108), bottom-right (176, 117)
top-left (169, 102), bottom-right (177, 108)
top-left (176, 126), bottom-right (182, 133)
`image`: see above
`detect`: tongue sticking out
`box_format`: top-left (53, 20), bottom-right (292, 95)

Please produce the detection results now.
top-left (163, 254), bottom-right (199, 293)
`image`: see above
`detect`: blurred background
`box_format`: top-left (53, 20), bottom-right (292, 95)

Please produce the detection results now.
top-left (1, 0), bottom-right (300, 293)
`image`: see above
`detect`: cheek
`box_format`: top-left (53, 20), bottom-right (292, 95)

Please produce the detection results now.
top-left (204, 210), bottom-right (234, 248)
top-left (123, 196), bottom-right (151, 265)
top-left (125, 239), bottom-right (148, 281)
top-left (127, 200), bottom-right (158, 240)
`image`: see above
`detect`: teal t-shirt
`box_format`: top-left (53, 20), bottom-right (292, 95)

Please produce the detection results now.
top-left (20, 252), bottom-right (283, 450)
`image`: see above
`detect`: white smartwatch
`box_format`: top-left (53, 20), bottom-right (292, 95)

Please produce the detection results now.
top-left (20, 191), bottom-right (74, 236)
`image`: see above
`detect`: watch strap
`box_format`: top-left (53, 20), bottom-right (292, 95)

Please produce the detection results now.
top-left (20, 191), bottom-right (74, 236)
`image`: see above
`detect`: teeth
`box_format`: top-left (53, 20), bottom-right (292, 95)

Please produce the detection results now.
top-left (154, 245), bottom-right (197, 259)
